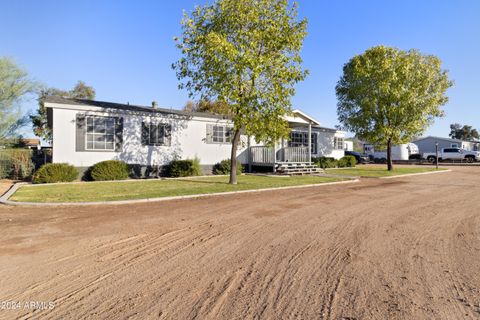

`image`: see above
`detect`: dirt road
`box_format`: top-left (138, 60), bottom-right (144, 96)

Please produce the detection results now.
top-left (0, 181), bottom-right (13, 198)
top-left (0, 167), bottom-right (479, 319)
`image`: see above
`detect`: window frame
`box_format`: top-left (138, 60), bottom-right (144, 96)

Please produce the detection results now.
top-left (85, 116), bottom-right (116, 151)
top-left (209, 125), bottom-right (233, 144)
top-left (444, 148), bottom-right (459, 153)
top-left (334, 137), bottom-right (344, 150)
top-left (212, 125), bottom-right (225, 143)
top-left (288, 131), bottom-right (318, 154)
top-left (148, 123), bottom-right (170, 146)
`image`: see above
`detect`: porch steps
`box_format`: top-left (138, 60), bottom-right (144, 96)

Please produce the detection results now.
top-left (275, 162), bottom-right (323, 175)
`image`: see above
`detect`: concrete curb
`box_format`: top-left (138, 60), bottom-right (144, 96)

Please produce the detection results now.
top-left (0, 179), bottom-right (359, 207)
top-left (0, 182), bottom-right (20, 203)
top-left (378, 169), bottom-right (452, 179)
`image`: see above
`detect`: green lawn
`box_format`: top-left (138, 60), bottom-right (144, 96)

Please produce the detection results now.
top-left (326, 166), bottom-right (447, 177)
top-left (9, 175), bottom-right (345, 203)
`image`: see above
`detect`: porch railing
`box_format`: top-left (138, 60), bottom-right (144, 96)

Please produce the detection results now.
top-left (250, 146), bottom-right (310, 165)
top-left (281, 146), bottom-right (309, 163)
top-left (250, 146), bottom-right (275, 165)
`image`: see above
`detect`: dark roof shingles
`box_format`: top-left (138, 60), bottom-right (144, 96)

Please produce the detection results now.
top-left (43, 96), bottom-right (228, 120)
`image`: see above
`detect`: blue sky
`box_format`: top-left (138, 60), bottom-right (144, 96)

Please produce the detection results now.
top-left (1, 0), bottom-right (479, 138)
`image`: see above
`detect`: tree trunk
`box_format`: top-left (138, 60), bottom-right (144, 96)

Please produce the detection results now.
top-left (387, 139), bottom-right (393, 171)
top-left (229, 128), bottom-right (242, 184)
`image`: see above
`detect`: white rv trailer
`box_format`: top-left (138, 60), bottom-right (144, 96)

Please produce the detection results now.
top-left (364, 143), bottom-right (420, 161)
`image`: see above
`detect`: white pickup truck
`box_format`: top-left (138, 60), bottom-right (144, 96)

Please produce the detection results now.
top-left (423, 147), bottom-right (480, 163)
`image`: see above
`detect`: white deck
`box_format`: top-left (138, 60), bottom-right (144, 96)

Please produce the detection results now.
top-left (250, 146), bottom-right (310, 166)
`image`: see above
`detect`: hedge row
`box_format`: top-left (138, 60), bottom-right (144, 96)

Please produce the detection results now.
top-left (313, 155), bottom-right (357, 169)
top-left (31, 157), bottom-right (244, 183)
top-left (32, 160), bottom-right (131, 183)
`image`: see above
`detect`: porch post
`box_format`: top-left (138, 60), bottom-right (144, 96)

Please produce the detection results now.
top-left (273, 141), bottom-right (277, 173)
top-left (247, 135), bottom-right (252, 173)
top-left (308, 121), bottom-right (312, 164)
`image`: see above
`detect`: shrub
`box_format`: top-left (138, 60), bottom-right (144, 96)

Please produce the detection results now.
top-left (90, 160), bottom-right (130, 181)
top-left (0, 149), bottom-right (35, 180)
top-left (168, 158), bottom-right (202, 177)
top-left (213, 159), bottom-right (243, 175)
top-left (312, 156), bottom-right (338, 169)
top-left (374, 157), bottom-right (387, 164)
top-left (33, 163), bottom-right (78, 183)
top-left (0, 157), bottom-right (12, 179)
top-left (338, 155), bottom-right (357, 168)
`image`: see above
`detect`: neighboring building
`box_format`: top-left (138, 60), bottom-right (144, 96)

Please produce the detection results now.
top-left (412, 136), bottom-right (480, 154)
top-left (20, 138), bottom-right (41, 150)
top-left (44, 96), bottom-right (345, 174)
top-left (343, 140), bottom-right (354, 151)
top-left (0, 138), bottom-right (41, 150)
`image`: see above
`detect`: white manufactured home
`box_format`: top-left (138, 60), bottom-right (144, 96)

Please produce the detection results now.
top-left (44, 96), bottom-right (345, 174)
top-left (412, 136), bottom-right (480, 154)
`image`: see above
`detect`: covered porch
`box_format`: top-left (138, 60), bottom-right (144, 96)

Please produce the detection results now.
top-left (246, 110), bottom-right (321, 174)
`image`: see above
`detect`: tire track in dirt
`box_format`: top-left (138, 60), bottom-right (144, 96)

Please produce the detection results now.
top-left (1, 166), bottom-right (479, 319)
top-left (15, 223), bottom-right (247, 318)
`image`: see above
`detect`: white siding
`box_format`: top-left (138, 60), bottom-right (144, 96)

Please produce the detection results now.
top-left (413, 137), bottom-right (469, 154)
top-left (316, 130), bottom-right (345, 159)
top-left (344, 141), bottom-right (354, 151)
top-left (286, 128), bottom-right (345, 160)
top-left (49, 102), bottom-right (345, 167)
top-left (52, 108), bottom-right (116, 166)
top-left (52, 108), bottom-right (247, 167)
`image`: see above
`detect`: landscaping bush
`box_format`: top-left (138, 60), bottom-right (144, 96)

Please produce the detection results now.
top-left (90, 160), bottom-right (130, 181)
top-left (312, 156), bottom-right (338, 169)
top-left (0, 158), bottom-right (12, 179)
top-left (33, 163), bottom-right (78, 184)
top-left (373, 157), bottom-right (387, 164)
top-left (338, 155), bottom-right (357, 168)
top-left (213, 159), bottom-right (243, 175)
top-left (167, 158), bottom-right (202, 177)
top-left (0, 149), bottom-right (35, 180)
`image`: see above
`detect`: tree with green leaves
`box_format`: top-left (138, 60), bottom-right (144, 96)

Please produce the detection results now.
top-left (0, 57), bottom-right (37, 141)
top-left (31, 81), bottom-right (95, 143)
top-left (449, 123), bottom-right (479, 141)
top-left (173, 0), bottom-right (308, 184)
top-left (336, 45), bottom-right (452, 170)
top-left (183, 100), bottom-right (230, 115)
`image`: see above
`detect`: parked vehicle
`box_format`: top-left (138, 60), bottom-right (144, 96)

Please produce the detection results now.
top-left (423, 148), bottom-right (480, 163)
top-left (344, 150), bottom-right (369, 164)
top-left (364, 143), bottom-right (420, 162)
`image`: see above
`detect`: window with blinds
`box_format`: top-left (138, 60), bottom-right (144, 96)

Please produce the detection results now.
top-left (86, 116), bottom-right (116, 150)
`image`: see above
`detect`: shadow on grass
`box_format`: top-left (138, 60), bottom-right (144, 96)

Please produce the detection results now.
top-left (174, 178), bottom-right (231, 185)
